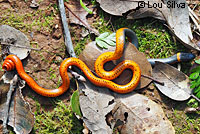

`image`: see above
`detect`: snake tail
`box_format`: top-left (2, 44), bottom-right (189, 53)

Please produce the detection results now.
top-left (148, 53), bottom-right (195, 66)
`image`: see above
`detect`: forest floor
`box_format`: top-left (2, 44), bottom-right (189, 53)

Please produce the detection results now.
top-left (0, 0), bottom-right (199, 134)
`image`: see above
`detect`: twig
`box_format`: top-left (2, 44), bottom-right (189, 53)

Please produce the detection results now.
top-left (58, 0), bottom-right (76, 58)
top-left (58, 0), bottom-right (86, 80)
top-left (68, 69), bottom-right (86, 82)
top-left (0, 42), bottom-right (41, 51)
top-left (194, 31), bottom-right (200, 36)
top-left (191, 94), bottom-right (200, 103)
top-left (141, 74), bottom-right (164, 85)
top-left (188, 6), bottom-right (200, 22)
top-left (64, 2), bottom-right (99, 36)
top-left (188, 7), bottom-right (200, 33)
top-left (3, 75), bottom-right (18, 134)
top-left (189, 12), bottom-right (200, 33)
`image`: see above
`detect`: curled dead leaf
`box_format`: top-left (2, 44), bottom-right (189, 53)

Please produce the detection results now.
top-left (152, 62), bottom-right (192, 101)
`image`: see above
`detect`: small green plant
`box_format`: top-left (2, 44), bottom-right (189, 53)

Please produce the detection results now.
top-left (34, 100), bottom-right (83, 134)
top-left (187, 98), bottom-right (198, 108)
top-left (74, 36), bottom-right (89, 56)
top-left (80, 0), bottom-right (93, 14)
top-left (190, 59), bottom-right (200, 98)
top-left (70, 90), bottom-right (82, 117)
top-left (95, 32), bottom-right (116, 49)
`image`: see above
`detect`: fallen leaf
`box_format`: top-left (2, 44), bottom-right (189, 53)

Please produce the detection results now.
top-left (127, 0), bottom-right (200, 50)
top-left (79, 41), bottom-right (152, 89)
top-left (113, 93), bottom-right (175, 134)
top-left (152, 62), bottom-right (192, 101)
top-left (68, 2), bottom-right (90, 26)
top-left (96, 0), bottom-right (200, 50)
top-left (66, 2), bottom-right (99, 35)
top-left (79, 80), bottom-right (115, 134)
top-left (0, 25), bottom-right (31, 59)
top-left (0, 77), bottom-right (34, 134)
top-left (96, 0), bottom-right (138, 16)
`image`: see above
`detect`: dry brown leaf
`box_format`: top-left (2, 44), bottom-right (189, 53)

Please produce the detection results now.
top-left (152, 62), bottom-right (192, 101)
top-left (68, 2), bottom-right (90, 26)
top-left (79, 81), bottom-right (115, 134)
top-left (113, 93), bottom-right (175, 134)
top-left (96, 0), bottom-right (139, 16)
top-left (96, 0), bottom-right (200, 50)
top-left (0, 73), bottom-right (34, 134)
top-left (0, 25), bottom-right (31, 59)
top-left (128, 0), bottom-right (200, 50)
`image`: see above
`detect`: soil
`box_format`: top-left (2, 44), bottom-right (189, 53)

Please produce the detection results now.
top-left (0, 0), bottom-right (199, 134)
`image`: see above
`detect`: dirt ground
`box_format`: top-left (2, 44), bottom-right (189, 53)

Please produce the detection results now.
top-left (0, 0), bottom-right (199, 134)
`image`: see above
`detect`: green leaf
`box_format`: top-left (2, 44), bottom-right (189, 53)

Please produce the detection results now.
top-left (196, 90), bottom-right (200, 98)
top-left (189, 72), bottom-right (199, 80)
top-left (98, 32), bottom-right (110, 39)
top-left (70, 90), bottom-right (82, 117)
top-left (96, 39), bottom-right (109, 49)
top-left (197, 76), bottom-right (200, 83)
top-left (195, 59), bottom-right (200, 64)
top-left (190, 83), bottom-right (196, 89)
top-left (106, 33), bottom-right (116, 39)
top-left (103, 39), bottom-right (116, 46)
top-left (194, 86), bottom-right (200, 94)
top-left (191, 66), bottom-right (200, 73)
top-left (190, 80), bottom-right (200, 89)
top-left (95, 32), bottom-right (116, 49)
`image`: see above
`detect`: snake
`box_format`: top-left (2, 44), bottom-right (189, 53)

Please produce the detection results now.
top-left (2, 28), bottom-right (142, 97)
top-left (2, 28), bottom-right (195, 97)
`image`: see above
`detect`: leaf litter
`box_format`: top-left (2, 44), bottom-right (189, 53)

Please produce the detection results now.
top-left (97, 0), bottom-right (200, 51)
top-left (0, 2), bottom-right (199, 133)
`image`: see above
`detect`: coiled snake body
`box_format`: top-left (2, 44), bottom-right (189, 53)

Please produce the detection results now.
top-left (2, 28), bottom-right (195, 97)
top-left (2, 28), bottom-right (141, 97)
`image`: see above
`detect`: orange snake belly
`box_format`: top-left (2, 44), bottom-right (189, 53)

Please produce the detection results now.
top-left (2, 28), bottom-right (141, 97)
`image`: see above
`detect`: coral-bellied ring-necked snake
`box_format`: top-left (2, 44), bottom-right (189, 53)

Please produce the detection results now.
top-left (2, 28), bottom-right (195, 97)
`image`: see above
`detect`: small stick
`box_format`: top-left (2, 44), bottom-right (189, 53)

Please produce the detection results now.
top-left (189, 12), bottom-right (200, 33)
top-left (3, 75), bottom-right (18, 134)
top-left (190, 94), bottom-right (200, 103)
top-left (141, 74), bottom-right (164, 85)
top-left (188, 6), bottom-right (200, 22)
top-left (0, 42), bottom-right (41, 51)
top-left (58, 0), bottom-right (76, 58)
top-left (194, 31), bottom-right (200, 36)
top-left (188, 7), bottom-right (200, 33)
top-left (58, 0), bottom-right (86, 77)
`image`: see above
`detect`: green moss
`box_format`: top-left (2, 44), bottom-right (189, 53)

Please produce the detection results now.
top-left (74, 35), bottom-right (91, 56)
top-left (169, 110), bottom-right (200, 134)
top-left (112, 17), bottom-right (186, 58)
top-left (33, 100), bottom-right (83, 134)
top-left (92, 11), bottom-right (113, 34)
top-left (0, 5), bottom-right (56, 33)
